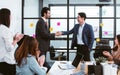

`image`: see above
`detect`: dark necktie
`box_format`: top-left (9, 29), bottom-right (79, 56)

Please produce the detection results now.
top-left (45, 21), bottom-right (49, 29)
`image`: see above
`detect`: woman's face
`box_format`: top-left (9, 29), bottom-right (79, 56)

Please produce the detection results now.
top-left (115, 37), bottom-right (119, 46)
top-left (36, 50), bottom-right (40, 58)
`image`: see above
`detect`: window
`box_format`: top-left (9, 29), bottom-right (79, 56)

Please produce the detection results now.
top-left (24, 19), bottom-right (38, 36)
top-left (102, 19), bottom-right (114, 38)
top-left (75, 6), bottom-right (99, 17)
top-left (23, 0), bottom-right (39, 36)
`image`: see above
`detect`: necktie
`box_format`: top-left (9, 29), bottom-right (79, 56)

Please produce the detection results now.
top-left (45, 21), bottom-right (48, 27)
top-left (45, 21), bottom-right (49, 29)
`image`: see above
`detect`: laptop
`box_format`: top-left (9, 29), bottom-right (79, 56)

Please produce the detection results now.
top-left (58, 53), bottom-right (84, 70)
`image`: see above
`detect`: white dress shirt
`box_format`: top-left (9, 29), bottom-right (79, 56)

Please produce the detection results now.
top-left (0, 24), bottom-right (17, 64)
top-left (77, 23), bottom-right (85, 45)
top-left (42, 17), bottom-right (47, 22)
top-left (42, 17), bottom-right (48, 27)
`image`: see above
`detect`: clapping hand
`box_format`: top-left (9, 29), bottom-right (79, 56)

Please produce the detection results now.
top-left (14, 33), bottom-right (24, 42)
top-left (103, 51), bottom-right (111, 57)
top-left (38, 55), bottom-right (45, 67)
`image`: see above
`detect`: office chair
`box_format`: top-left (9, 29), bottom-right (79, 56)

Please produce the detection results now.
top-left (96, 39), bottom-right (109, 46)
top-left (49, 46), bottom-right (67, 61)
top-left (94, 39), bottom-right (111, 58)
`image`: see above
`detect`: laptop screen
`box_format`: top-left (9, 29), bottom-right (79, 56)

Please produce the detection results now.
top-left (72, 53), bottom-right (84, 67)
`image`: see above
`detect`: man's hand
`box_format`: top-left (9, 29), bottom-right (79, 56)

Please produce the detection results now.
top-left (55, 31), bottom-right (62, 36)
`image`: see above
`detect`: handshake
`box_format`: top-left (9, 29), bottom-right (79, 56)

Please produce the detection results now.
top-left (55, 31), bottom-right (62, 36)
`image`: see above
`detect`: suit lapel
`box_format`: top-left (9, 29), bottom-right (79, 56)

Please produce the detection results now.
top-left (82, 23), bottom-right (87, 40)
top-left (40, 18), bottom-right (48, 29)
top-left (76, 24), bottom-right (79, 34)
top-left (82, 23), bottom-right (87, 34)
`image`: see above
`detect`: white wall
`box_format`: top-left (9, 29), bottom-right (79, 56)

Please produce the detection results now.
top-left (0, 0), bottom-right (22, 34)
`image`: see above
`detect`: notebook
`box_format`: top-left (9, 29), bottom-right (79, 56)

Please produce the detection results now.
top-left (58, 53), bottom-right (84, 70)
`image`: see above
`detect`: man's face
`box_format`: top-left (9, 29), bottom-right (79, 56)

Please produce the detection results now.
top-left (77, 15), bottom-right (84, 24)
top-left (45, 10), bottom-right (50, 19)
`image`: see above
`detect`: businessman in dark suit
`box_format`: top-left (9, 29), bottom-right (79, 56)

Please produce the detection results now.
top-left (59, 12), bottom-right (94, 61)
top-left (35, 7), bottom-right (59, 72)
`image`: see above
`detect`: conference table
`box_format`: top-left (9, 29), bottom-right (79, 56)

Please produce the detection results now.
top-left (47, 61), bottom-right (93, 75)
top-left (47, 61), bottom-right (76, 75)
top-left (47, 61), bottom-right (117, 75)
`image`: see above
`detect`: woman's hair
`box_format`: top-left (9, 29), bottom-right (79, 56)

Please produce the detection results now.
top-left (113, 34), bottom-right (120, 51)
top-left (15, 35), bottom-right (39, 66)
top-left (0, 8), bottom-right (11, 27)
top-left (117, 34), bottom-right (120, 45)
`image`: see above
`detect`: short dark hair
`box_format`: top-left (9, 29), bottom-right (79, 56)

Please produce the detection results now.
top-left (41, 7), bottom-right (50, 17)
top-left (78, 12), bottom-right (86, 20)
top-left (0, 8), bottom-right (11, 27)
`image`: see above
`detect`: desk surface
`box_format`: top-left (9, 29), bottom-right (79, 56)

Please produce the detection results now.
top-left (47, 61), bottom-right (94, 75)
top-left (47, 61), bottom-right (75, 75)
top-left (47, 61), bottom-right (115, 75)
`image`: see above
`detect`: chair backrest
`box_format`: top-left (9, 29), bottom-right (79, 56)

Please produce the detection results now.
top-left (94, 39), bottom-right (111, 58)
top-left (49, 46), bottom-right (55, 58)
top-left (96, 39), bottom-right (109, 46)
top-left (95, 45), bottom-right (111, 51)
top-left (49, 46), bottom-right (67, 60)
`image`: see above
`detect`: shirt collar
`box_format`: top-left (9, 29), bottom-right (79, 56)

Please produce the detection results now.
top-left (42, 17), bottom-right (47, 22)
top-left (80, 22), bottom-right (85, 28)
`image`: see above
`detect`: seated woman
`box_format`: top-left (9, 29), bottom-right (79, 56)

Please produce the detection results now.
top-left (15, 35), bottom-right (46, 75)
top-left (103, 34), bottom-right (120, 65)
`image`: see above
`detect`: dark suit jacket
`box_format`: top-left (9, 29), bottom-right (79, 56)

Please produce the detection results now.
top-left (35, 18), bottom-right (55, 53)
top-left (62, 23), bottom-right (94, 50)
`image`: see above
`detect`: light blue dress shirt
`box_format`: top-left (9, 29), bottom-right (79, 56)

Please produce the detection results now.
top-left (16, 54), bottom-right (46, 75)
